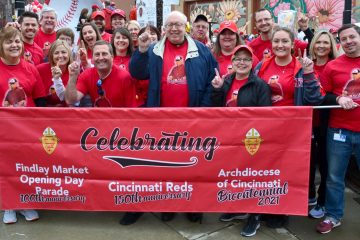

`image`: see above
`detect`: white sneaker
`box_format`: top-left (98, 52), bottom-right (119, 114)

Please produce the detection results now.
top-left (18, 210), bottom-right (39, 221)
top-left (3, 210), bottom-right (17, 224)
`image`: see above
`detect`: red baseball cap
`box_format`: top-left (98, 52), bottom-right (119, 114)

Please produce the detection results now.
top-left (329, 28), bottom-right (338, 34)
top-left (91, 4), bottom-right (99, 10)
top-left (232, 45), bottom-right (255, 59)
top-left (91, 11), bottom-right (105, 20)
top-left (111, 9), bottom-right (126, 19)
top-left (219, 20), bottom-right (237, 34)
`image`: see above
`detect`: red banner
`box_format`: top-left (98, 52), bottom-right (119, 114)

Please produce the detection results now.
top-left (0, 107), bottom-right (312, 215)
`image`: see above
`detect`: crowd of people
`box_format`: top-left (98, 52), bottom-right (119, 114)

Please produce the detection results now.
top-left (1, 1), bottom-right (360, 238)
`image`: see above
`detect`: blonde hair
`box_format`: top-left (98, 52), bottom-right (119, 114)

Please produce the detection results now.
top-left (309, 29), bottom-right (338, 61)
top-left (48, 39), bottom-right (73, 67)
top-left (127, 20), bottom-right (141, 30)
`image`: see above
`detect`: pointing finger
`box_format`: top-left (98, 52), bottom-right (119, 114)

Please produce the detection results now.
top-left (214, 68), bottom-right (221, 78)
top-left (303, 48), bottom-right (307, 59)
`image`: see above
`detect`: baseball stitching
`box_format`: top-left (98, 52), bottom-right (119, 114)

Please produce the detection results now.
top-left (56, 0), bottom-right (79, 29)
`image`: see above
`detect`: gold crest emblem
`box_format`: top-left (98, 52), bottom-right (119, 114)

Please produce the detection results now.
top-left (242, 128), bottom-right (263, 156)
top-left (40, 127), bottom-right (59, 154)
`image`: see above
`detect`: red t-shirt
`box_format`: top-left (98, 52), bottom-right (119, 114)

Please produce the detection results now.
top-left (113, 55), bottom-right (130, 70)
top-left (258, 57), bottom-right (296, 106)
top-left (226, 77), bottom-right (248, 107)
top-left (34, 28), bottom-right (56, 50)
top-left (113, 55), bottom-right (148, 106)
top-left (101, 32), bottom-right (112, 43)
top-left (321, 55), bottom-right (360, 132)
top-left (36, 62), bottom-right (69, 107)
top-left (76, 65), bottom-right (137, 107)
top-left (23, 41), bottom-right (44, 66)
top-left (215, 52), bottom-right (233, 78)
top-left (0, 59), bottom-right (45, 107)
top-left (160, 39), bottom-right (189, 107)
top-left (248, 36), bottom-right (307, 62)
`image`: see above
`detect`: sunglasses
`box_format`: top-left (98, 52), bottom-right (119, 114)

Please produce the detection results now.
top-left (97, 79), bottom-right (104, 96)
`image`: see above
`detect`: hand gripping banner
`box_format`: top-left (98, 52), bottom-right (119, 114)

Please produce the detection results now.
top-left (0, 107), bottom-right (312, 215)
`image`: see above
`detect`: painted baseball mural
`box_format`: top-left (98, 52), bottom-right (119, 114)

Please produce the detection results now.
top-left (45, 0), bottom-right (102, 31)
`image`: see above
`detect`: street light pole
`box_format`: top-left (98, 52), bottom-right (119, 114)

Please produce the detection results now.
top-left (343, 0), bottom-right (352, 24)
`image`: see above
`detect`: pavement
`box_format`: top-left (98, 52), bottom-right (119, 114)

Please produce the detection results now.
top-left (1, 187), bottom-right (359, 240)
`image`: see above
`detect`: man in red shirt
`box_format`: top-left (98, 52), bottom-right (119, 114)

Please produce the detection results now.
top-left (65, 40), bottom-right (136, 108)
top-left (316, 24), bottom-right (360, 234)
top-left (34, 7), bottom-right (57, 56)
top-left (191, 14), bottom-right (210, 47)
top-left (123, 10), bottom-right (217, 225)
top-left (91, 11), bottom-right (112, 43)
top-left (248, 8), bottom-right (313, 61)
top-left (18, 11), bottom-right (44, 65)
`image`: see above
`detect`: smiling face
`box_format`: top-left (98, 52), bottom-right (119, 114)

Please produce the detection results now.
top-left (93, 44), bottom-right (113, 72)
top-left (165, 14), bottom-right (186, 45)
top-left (339, 27), bottom-right (360, 58)
top-left (255, 10), bottom-right (274, 34)
top-left (20, 17), bottom-right (39, 42)
top-left (127, 23), bottom-right (140, 41)
top-left (113, 32), bottom-right (130, 53)
top-left (232, 49), bottom-right (253, 78)
top-left (219, 29), bottom-right (237, 53)
top-left (2, 34), bottom-right (23, 62)
top-left (111, 15), bottom-right (126, 30)
top-left (92, 16), bottom-right (105, 33)
top-left (52, 44), bottom-right (70, 67)
top-left (314, 33), bottom-right (331, 59)
top-left (40, 11), bottom-right (57, 34)
top-left (82, 25), bottom-right (97, 48)
top-left (272, 30), bottom-right (293, 59)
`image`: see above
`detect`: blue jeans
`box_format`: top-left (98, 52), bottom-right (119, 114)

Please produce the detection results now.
top-left (325, 128), bottom-right (360, 221)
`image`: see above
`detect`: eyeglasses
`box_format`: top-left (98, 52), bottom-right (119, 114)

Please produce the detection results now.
top-left (97, 79), bottom-right (104, 96)
top-left (165, 22), bottom-right (185, 29)
top-left (232, 57), bottom-right (252, 63)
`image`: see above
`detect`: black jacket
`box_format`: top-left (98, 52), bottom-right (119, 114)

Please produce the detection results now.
top-left (212, 71), bottom-right (272, 107)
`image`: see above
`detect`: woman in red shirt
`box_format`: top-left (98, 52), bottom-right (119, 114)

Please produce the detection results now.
top-left (0, 26), bottom-right (45, 224)
top-left (78, 22), bottom-right (101, 65)
top-left (213, 21), bottom-right (245, 78)
top-left (37, 39), bottom-right (73, 107)
top-left (307, 30), bottom-right (339, 219)
top-left (244, 27), bottom-right (324, 236)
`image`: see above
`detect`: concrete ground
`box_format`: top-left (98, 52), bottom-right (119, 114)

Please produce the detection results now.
top-left (1, 188), bottom-right (359, 240)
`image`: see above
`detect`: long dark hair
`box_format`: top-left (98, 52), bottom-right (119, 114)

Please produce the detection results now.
top-left (111, 28), bottom-right (134, 56)
top-left (80, 22), bottom-right (101, 49)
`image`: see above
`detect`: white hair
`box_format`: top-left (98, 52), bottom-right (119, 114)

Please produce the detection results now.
top-left (40, 6), bottom-right (58, 21)
top-left (165, 11), bottom-right (187, 25)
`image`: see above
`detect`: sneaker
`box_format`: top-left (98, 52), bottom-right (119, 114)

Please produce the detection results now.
top-left (309, 205), bottom-right (325, 219)
top-left (219, 213), bottom-right (249, 222)
top-left (308, 197), bottom-right (317, 206)
top-left (119, 212), bottom-right (144, 225)
top-left (3, 210), bottom-right (17, 224)
top-left (316, 218), bottom-right (341, 234)
top-left (18, 210), bottom-right (39, 221)
top-left (241, 215), bottom-right (260, 237)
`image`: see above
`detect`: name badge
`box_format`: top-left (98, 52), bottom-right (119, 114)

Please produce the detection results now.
top-left (333, 133), bottom-right (346, 142)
